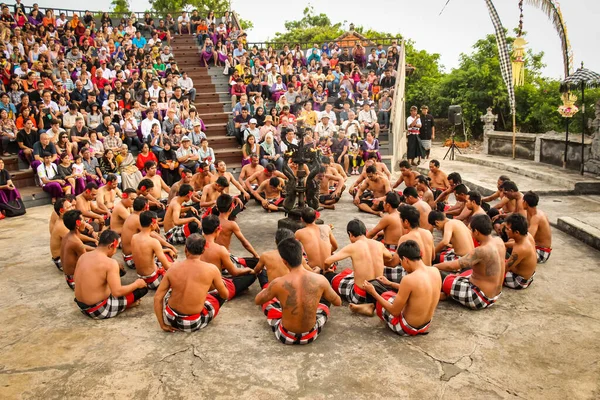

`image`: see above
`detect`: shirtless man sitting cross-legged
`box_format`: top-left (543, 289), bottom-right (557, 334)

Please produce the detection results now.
top-left (162, 183), bottom-right (201, 233)
top-left (522, 191), bottom-right (552, 264)
top-left (214, 194), bottom-right (260, 260)
top-left (254, 176), bottom-right (285, 212)
top-left (428, 211), bottom-right (475, 265)
top-left (504, 214), bottom-right (537, 290)
top-left (131, 211), bottom-right (175, 290)
top-left (200, 215), bottom-right (257, 300)
top-left (74, 230), bottom-right (148, 320)
top-left (435, 215), bottom-right (505, 310)
top-left (154, 234), bottom-right (230, 333)
top-left (366, 192), bottom-right (404, 259)
top-left (254, 228), bottom-right (314, 289)
top-left (362, 240), bottom-right (442, 336)
top-left (61, 210), bottom-right (96, 289)
top-left (353, 165), bottom-right (391, 217)
top-left (255, 237), bottom-right (341, 345)
top-left (295, 207), bottom-right (338, 272)
top-left (110, 188), bottom-right (137, 235)
top-left (95, 174), bottom-right (121, 216)
top-left (324, 219), bottom-right (394, 315)
top-left (49, 198), bottom-right (75, 271)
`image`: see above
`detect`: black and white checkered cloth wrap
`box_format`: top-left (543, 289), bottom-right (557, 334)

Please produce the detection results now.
top-left (535, 246), bottom-right (552, 264)
top-left (65, 274), bottom-right (75, 290)
top-left (75, 295), bottom-right (130, 319)
top-left (52, 257), bottom-right (62, 271)
top-left (138, 268), bottom-right (165, 290)
top-left (503, 271), bottom-right (535, 290)
top-left (438, 248), bottom-right (459, 263)
top-left (163, 290), bottom-right (219, 332)
top-left (263, 299), bottom-right (330, 345)
top-left (123, 253), bottom-right (135, 269)
top-left (383, 266), bottom-right (408, 283)
top-left (166, 225), bottom-right (187, 245)
top-left (376, 292), bottom-right (431, 336)
top-left (485, 0), bottom-right (515, 114)
top-left (222, 255), bottom-right (247, 278)
top-left (444, 274), bottom-right (501, 310)
top-left (331, 269), bottom-right (368, 304)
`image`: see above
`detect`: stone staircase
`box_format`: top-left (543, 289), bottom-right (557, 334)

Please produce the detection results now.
top-left (4, 154), bottom-right (52, 208)
top-left (170, 35), bottom-right (241, 168)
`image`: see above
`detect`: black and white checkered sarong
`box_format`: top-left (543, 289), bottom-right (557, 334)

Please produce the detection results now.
top-left (383, 266), bottom-right (408, 283)
top-left (503, 271), bottom-right (535, 290)
top-left (263, 299), bottom-right (329, 345)
top-left (376, 292), bottom-right (431, 336)
top-left (75, 295), bottom-right (130, 319)
top-left (163, 290), bottom-right (221, 332)
top-left (442, 272), bottom-right (501, 310)
top-left (166, 225), bottom-right (187, 245)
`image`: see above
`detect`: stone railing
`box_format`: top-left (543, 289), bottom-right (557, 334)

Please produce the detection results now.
top-left (389, 40), bottom-right (407, 171)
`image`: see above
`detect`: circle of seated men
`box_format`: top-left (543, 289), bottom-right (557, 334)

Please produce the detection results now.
top-left (49, 157), bottom-right (552, 344)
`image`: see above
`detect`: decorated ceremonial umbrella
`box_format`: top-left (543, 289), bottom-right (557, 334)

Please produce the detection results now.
top-left (560, 64), bottom-right (600, 174)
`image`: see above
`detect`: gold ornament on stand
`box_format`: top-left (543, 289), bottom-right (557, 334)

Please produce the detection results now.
top-left (557, 91), bottom-right (579, 118)
top-left (512, 37), bottom-right (527, 87)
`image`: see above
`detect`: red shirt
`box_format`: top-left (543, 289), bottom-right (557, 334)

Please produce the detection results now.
top-left (92, 76), bottom-right (110, 90)
top-left (136, 152), bottom-right (158, 171)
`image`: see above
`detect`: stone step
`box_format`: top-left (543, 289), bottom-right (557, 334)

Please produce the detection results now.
top-left (415, 158), bottom-right (573, 197)
top-left (195, 92), bottom-right (230, 102)
top-left (2, 155), bottom-right (20, 172)
top-left (11, 169), bottom-right (36, 189)
top-left (456, 153), bottom-right (600, 195)
top-left (199, 112), bottom-right (230, 123)
top-left (19, 186), bottom-right (51, 208)
top-left (206, 135), bottom-right (237, 149)
top-left (556, 216), bottom-right (600, 251)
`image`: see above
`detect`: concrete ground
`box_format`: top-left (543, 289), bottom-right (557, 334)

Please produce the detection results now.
top-left (1, 173), bottom-right (600, 399)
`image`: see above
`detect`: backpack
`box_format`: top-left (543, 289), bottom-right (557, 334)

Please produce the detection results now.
top-left (0, 198), bottom-right (26, 217)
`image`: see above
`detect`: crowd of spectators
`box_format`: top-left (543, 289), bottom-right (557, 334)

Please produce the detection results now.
top-left (0, 2), bottom-right (400, 211)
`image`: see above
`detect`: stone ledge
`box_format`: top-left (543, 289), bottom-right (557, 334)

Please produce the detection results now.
top-left (556, 217), bottom-right (600, 251)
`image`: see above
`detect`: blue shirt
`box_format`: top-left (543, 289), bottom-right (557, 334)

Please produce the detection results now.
top-left (132, 37), bottom-right (147, 48)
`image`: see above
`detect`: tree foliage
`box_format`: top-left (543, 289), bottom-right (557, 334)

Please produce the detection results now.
top-left (110, 0), bottom-right (130, 14)
top-left (149, 0), bottom-right (228, 16)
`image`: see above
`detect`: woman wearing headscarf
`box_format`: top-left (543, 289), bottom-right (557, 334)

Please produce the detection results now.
top-left (259, 132), bottom-right (284, 171)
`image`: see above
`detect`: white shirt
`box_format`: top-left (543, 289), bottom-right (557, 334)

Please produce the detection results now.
top-left (243, 127), bottom-right (260, 142)
top-left (341, 120), bottom-right (361, 136)
top-left (148, 86), bottom-right (162, 100)
top-left (407, 116), bottom-right (422, 134)
top-left (280, 137), bottom-right (298, 153)
top-left (178, 15), bottom-right (190, 24)
top-left (315, 122), bottom-right (337, 137)
top-left (319, 110), bottom-right (337, 124)
top-left (177, 77), bottom-right (194, 91)
top-left (37, 163), bottom-right (58, 184)
top-left (141, 117), bottom-right (157, 139)
top-left (358, 109), bottom-right (377, 124)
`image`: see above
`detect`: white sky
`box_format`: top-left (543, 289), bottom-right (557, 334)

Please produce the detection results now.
top-left (34, 0), bottom-right (600, 79)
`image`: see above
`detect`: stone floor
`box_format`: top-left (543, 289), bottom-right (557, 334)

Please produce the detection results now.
top-left (1, 175), bottom-right (600, 399)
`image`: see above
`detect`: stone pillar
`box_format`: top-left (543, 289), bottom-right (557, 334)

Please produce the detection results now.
top-left (481, 108), bottom-right (497, 155)
top-left (586, 100), bottom-right (600, 174)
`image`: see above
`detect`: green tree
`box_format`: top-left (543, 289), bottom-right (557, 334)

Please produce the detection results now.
top-left (239, 18), bottom-right (254, 31)
top-left (111, 0), bottom-right (130, 15)
top-left (149, 0), bottom-right (229, 16)
top-left (270, 6), bottom-right (344, 44)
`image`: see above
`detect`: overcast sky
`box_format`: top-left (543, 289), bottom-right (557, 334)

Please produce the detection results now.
top-left (34, 0), bottom-right (600, 79)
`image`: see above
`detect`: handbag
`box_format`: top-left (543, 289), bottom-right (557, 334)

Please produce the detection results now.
top-left (0, 198), bottom-right (26, 217)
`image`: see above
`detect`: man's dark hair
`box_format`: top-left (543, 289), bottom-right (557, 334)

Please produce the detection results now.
top-left (366, 165), bottom-right (377, 174)
top-left (275, 228), bottom-right (295, 245)
top-left (470, 214), bottom-right (493, 236)
top-left (99, 229), bottom-right (120, 247)
top-left (397, 240), bottom-right (422, 261)
top-left (63, 209), bottom-right (82, 231)
top-left (403, 186), bottom-right (418, 199)
top-left (106, 174), bottom-right (118, 183)
top-left (216, 176), bottom-right (229, 187)
top-left (265, 163), bottom-right (276, 173)
top-left (185, 233), bottom-right (206, 255)
top-left (201, 214), bottom-right (220, 234)
top-left (368, 153), bottom-right (378, 160)
top-left (123, 187), bottom-right (137, 196)
top-left (187, 220), bottom-right (201, 234)
top-left (523, 191), bottom-right (539, 207)
top-left (85, 182), bottom-right (98, 191)
top-left (385, 191), bottom-right (401, 209)
top-left (468, 191), bottom-right (482, 205)
top-left (301, 207), bottom-right (317, 224)
top-left (500, 180), bottom-right (519, 192)
top-left (428, 210), bottom-right (446, 226)
top-left (447, 172), bottom-right (462, 184)
top-left (178, 183), bottom-right (194, 197)
top-left (399, 160), bottom-right (411, 169)
top-left (430, 159), bottom-right (440, 167)
top-left (54, 198), bottom-right (69, 215)
top-left (347, 218), bottom-right (367, 237)
top-left (133, 196), bottom-right (148, 211)
top-left (216, 193), bottom-right (233, 212)
top-left (487, 207), bottom-right (500, 219)
top-left (454, 184), bottom-right (468, 195)
top-left (277, 238), bottom-right (303, 268)
top-left (321, 155), bottom-right (330, 164)
top-left (138, 178), bottom-right (154, 190)
top-left (269, 176), bottom-right (280, 188)
top-left (506, 213), bottom-right (528, 236)
top-left (144, 160), bottom-right (156, 170)
top-left (499, 175), bottom-right (511, 183)
top-left (399, 205), bottom-right (420, 229)
top-left (140, 210), bottom-right (157, 227)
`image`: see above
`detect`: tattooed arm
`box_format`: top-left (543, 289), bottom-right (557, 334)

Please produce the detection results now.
top-left (435, 247), bottom-right (483, 272)
top-left (505, 251), bottom-right (520, 273)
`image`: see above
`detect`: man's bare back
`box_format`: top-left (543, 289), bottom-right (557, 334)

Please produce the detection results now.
top-left (295, 223), bottom-right (336, 270)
